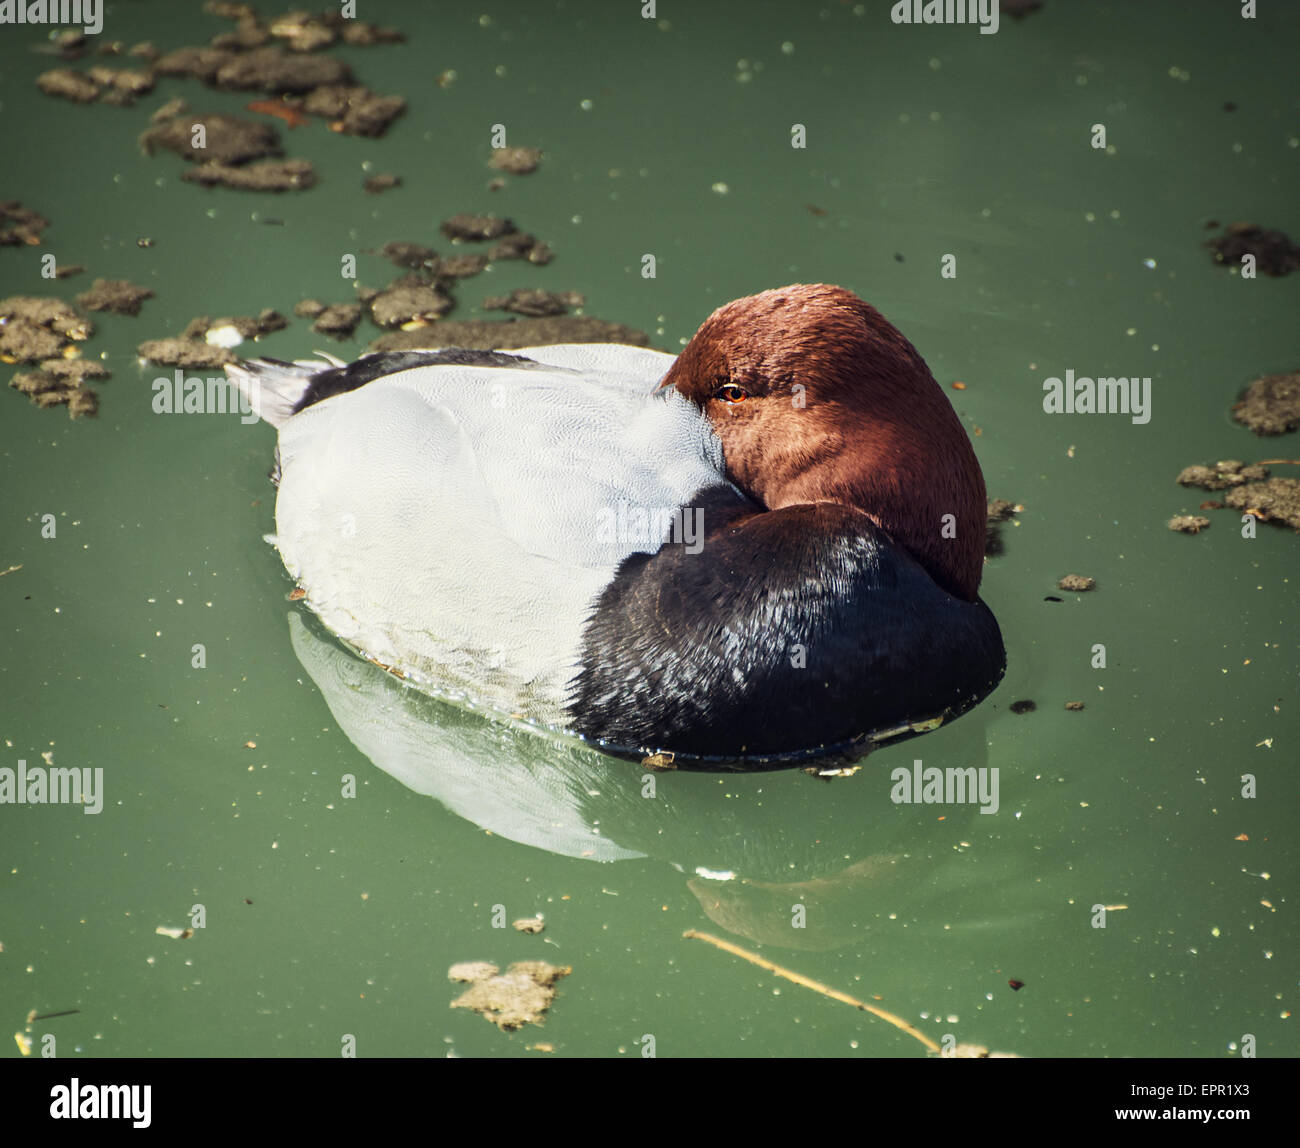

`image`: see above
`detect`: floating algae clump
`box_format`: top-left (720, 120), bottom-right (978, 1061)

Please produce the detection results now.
top-left (449, 960), bottom-right (571, 1031)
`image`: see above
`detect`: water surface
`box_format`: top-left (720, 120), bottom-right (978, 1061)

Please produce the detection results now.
top-left (2, 0), bottom-right (1297, 1059)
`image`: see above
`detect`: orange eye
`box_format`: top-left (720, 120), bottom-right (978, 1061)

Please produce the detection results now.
top-left (715, 384), bottom-right (749, 403)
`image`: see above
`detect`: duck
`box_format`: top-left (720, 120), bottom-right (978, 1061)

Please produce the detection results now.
top-left (227, 284), bottom-right (1005, 768)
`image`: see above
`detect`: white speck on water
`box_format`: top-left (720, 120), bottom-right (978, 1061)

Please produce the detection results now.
top-left (205, 325), bottom-right (243, 349)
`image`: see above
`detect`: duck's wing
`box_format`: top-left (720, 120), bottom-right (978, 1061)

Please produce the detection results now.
top-left (238, 346), bottom-right (731, 720)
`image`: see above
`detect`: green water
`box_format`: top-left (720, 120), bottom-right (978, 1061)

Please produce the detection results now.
top-left (2, 0), bottom-right (1296, 1060)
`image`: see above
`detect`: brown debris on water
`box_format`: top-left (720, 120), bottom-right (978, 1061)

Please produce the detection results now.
top-left (266, 9), bottom-right (336, 52)
top-left (293, 301), bottom-right (362, 338)
top-left (448, 961), bottom-right (498, 982)
top-left (75, 279), bottom-right (154, 317)
top-left (369, 284), bottom-right (454, 328)
top-left (35, 359), bottom-right (109, 385)
top-left (137, 339), bottom-right (236, 368)
top-left (182, 310), bottom-right (288, 342)
top-left (313, 304), bottom-right (363, 338)
top-left (441, 213), bottom-right (516, 242)
top-left (1, 322), bottom-right (66, 363)
top-left (42, 28), bottom-right (88, 59)
top-left (487, 231), bottom-right (552, 264)
top-left (153, 46), bottom-right (237, 82)
top-left (213, 46), bottom-right (352, 93)
top-left (204, 2), bottom-right (403, 50)
top-left (183, 158), bottom-right (316, 191)
top-left (36, 68), bottom-right (101, 103)
top-left (489, 146), bottom-right (542, 175)
top-left (37, 65), bottom-right (154, 106)
top-left (1064, 701), bottom-right (1085, 711)
top-left (138, 311), bottom-right (285, 368)
top-left (302, 84), bottom-right (405, 137)
top-left (87, 66), bottom-right (155, 104)
top-left (512, 916), bottom-right (545, 934)
top-left (11, 372), bottom-right (88, 414)
top-left (9, 354), bottom-right (106, 420)
top-left (363, 172), bottom-right (401, 194)
top-left (439, 254), bottom-right (488, 279)
top-left (139, 107), bottom-right (315, 191)
top-left (210, 16), bottom-right (271, 51)
top-left (29, 389), bottom-right (70, 409)
top-left (1207, 222), bottom-right (1300, 277)
top-left (1168, 515), bottom-right (1212, 534)
top-left (1177, 459), bottom-right (1270, 491)
top-left (140, 112), bottom-right (282, 165)
top-left (379, 241), bottom-right (439, 272)
top-left (483, 288), bottom-right (584, 318)
top-left (11, 371), bottom-right (64, 396)
top-left (8, 305), bottom-right (81, 344)
top-left (134, 26), bottom-right (407, 135)
top-left (0, 296), bottom-right (94, 364)
top-left (1057, 574), bottom-right (1095, 592)
top-left (1232, 371), bottom-right (1300, 436)
top-left (66, 389), bottom-right (98, 418)
top-left (448, 960), bottom-right (571, 1032)
top-left (0, 202), bottom-right (50, 248)
top-left (335, 19), bottom-right (404, 46)
top-left (1223, 479), bottom-right (1300, 531)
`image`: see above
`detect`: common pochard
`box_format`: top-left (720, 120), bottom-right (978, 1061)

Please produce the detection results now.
top-left (229, 284), bottom-right (1005, 768)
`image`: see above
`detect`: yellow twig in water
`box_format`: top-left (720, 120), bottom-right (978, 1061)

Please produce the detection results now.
top-left (683, 929), bottom-right (940, 1053)
top-left (0, 565), bottom-right (21, 578)
top-left (1254, 459), bottom-right (1300, 466)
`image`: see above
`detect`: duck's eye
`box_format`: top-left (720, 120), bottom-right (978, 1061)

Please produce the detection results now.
top-left (714, 383), bottom-right (749, 404)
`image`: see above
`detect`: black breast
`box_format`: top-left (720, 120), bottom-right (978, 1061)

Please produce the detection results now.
top-left (567, 488), bottom-right (1005, 768)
